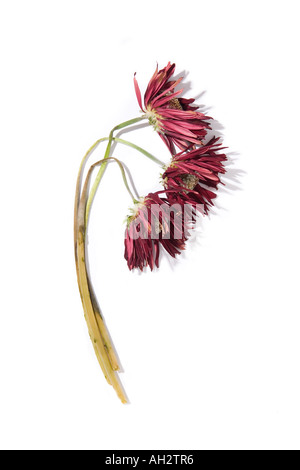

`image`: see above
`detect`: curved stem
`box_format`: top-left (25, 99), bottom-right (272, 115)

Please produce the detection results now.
top-left (76, 160), bottom-right (129, 403)
top-left (74, 137), bottom-right (109, 260)
top-left (85, 116), bottom-right (146, 225)
top-left (74, 141), bottom-right (123, 373)
top-left (77, 218), bottom-right (127, 402)
top-left (78, 157), bottom-right (137, 376)
top-left (89, 157), bottom-right (137, 203)
top-left (112, 157), bottom-right (137, 202)
top-left (113, 137), bottom-right (165, 167)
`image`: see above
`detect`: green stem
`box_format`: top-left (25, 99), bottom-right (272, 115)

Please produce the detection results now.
top-left (112, 157), bottom-right (137, 203)
top-left (85, 116), bottom-right (146, 225)
top-left (74, 137), bottom-right (110, 259)
top-left (88, 156), bottom-right (137, 203)
top-left (113, 137), bottom-right (165, 167)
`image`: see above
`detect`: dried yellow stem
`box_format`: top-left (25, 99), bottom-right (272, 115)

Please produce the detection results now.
top-left (75, 159), bottom-right (127, 403)
top-left (74, 142), bottom-right (121, 372)
top-left (77, 227), bottom-right (127, 403)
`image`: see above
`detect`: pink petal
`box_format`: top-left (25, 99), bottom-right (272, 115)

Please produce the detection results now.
top-left (134, 73), bottom-right (144, 111)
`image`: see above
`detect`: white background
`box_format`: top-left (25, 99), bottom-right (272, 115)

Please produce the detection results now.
top-left (0, 0), bottom-right (299, 450)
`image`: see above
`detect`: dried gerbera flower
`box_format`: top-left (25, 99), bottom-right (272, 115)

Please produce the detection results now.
top-left (124, 192), bottom-right (190, 271)
top-left (162, 137), bottom-right (227, 214)
top-left (74, 62), bottom-right (229, 404)
top-left (134, 62), bottom-right (211, 154)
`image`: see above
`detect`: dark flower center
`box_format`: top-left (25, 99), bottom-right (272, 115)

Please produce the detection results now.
top-left (180, 174), bottom-right (199, 190)
top-left (167, 97), bottom-right (182, 110)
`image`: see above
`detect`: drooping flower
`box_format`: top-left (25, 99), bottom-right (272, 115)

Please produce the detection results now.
top-left (162, 137), bottom-right (227, 215)
top-left (134, 62), bottom-right (211, 154)
top-left (124, 192), bottom-right (190, 271)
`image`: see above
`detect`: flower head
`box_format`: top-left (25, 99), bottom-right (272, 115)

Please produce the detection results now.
top-left (124, 192), bottom-right (190, 271)
top-left (162, 137), bottom-right (227, 214)
top-left (134, 62), bottom-right (211, 154)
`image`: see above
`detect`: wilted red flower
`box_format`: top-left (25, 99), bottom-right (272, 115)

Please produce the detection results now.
top-left (134, 62), bottom-right (211, 154)
top-left (162, 137), bottom-right (227, 214)
top-left (124, 192), bottom-right (190, 271)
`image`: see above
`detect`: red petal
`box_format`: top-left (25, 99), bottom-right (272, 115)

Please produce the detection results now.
top-left (134, 73), bottom-right (144, 111)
